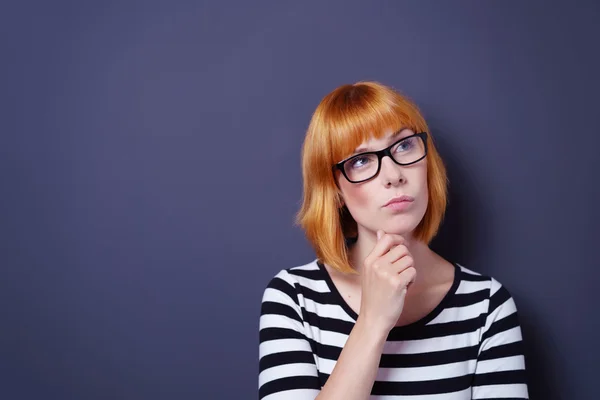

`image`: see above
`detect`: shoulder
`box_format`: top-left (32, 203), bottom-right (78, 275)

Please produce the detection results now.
top-left (260, 259), bottom-right (324, 306)
top-left (455, 263), bottom-right (520, 316)
top-left (456, 263), bottom-right (510, 293)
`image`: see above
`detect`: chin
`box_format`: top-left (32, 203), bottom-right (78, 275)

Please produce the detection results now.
top-left (385, 227), bottom-right (416, 237)
top-left (380, 223), bottom-right (418, 236)
top-left (381, 215), bottom-right (423, 236)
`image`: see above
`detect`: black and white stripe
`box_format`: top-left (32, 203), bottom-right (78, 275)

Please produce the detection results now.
top-left (259, 260), bottom-right (528, 399)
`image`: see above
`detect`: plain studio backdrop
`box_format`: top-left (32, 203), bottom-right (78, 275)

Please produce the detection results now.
top-left (1, 1), bottom-right (598, 399)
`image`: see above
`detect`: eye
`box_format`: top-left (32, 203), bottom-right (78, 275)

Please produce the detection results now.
top-left (394, 137), bottom-right (415, 152)
top-left (349, 156), bottom-right (371, 169)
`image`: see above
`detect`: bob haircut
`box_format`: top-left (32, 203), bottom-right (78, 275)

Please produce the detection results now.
top-left (295, 81), bottom-right (448, 274)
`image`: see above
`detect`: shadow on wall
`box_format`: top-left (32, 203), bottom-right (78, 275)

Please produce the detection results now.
top-left (428, 126), bottom-right (564, 400)
top-left (428, 125), bottom-right (486, 267)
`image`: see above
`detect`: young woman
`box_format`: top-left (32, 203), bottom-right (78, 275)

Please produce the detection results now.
top-left (258, 81), bottom-right (529, 399)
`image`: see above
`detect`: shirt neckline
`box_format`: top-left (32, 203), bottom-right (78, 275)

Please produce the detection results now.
top-left (316, 260), bottom-right (462, 331)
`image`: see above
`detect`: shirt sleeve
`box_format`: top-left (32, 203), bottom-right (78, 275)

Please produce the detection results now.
top-left (258, 271), bottom-right (321, 400)
top-left (471, 279), bottom-right (529, 399)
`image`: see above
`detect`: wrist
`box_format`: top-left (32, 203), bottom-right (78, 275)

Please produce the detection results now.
top-left (354, 315), bottom-right (389, 349)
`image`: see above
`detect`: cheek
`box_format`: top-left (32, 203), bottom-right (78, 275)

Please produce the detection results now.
top-left (349, 189), bottom-right (369, 207)
top-left (415, 168), bottom-right (429, 210)
top-left (420, 186), bottom-right (429, 210)
top-left (339, 182), bottom-right (372, 209)
top-left (417, 169), bottom-right (428, 195)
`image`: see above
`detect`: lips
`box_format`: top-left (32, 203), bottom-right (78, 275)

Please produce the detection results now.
top-left (383, 195), bottom-right (414, 207)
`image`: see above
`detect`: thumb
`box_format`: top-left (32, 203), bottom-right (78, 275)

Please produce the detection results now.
top-left (376, 230), bottom-right (384, 240)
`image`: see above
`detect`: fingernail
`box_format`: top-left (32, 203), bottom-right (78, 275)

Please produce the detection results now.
top-left (377, 230), bottom-right (382, 240)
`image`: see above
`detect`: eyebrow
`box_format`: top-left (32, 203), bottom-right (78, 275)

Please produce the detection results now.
top-left (351, 129), bottom-right (406, 155)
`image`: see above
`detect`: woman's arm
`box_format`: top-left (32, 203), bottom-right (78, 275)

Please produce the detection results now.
top-left (315, 316), bottom-right (388, 400)
top-left (471, 280), bottom-right (529, 399)
top-left (316, 231), bottom-right (415, 400)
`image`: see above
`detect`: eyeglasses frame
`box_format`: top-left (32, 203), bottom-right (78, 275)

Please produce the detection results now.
top-left (333, 132), bottom-right (429, 184)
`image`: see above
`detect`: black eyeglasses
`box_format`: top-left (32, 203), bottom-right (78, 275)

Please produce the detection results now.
top-left (333, 132), bottom-right (428, 183)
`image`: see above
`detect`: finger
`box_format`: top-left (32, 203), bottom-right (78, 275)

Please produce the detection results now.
top-left (365, 233), bottom-right (407, 265)
top-left (381, 244), bottom-right (410, 265)
top-left (390, 255), bottom-right (415, 275)
top-left (395, 266), bottom-right (417, 288)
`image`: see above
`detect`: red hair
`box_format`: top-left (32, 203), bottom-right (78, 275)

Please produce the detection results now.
top-left (295, 81), bottom-right (448, 274)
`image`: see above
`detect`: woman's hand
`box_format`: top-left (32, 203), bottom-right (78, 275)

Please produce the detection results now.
top-left (359, 230), bottom-right (417, 334)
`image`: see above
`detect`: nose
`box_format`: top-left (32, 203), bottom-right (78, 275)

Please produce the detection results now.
top-left (379, 156), bottom-right (405, 186)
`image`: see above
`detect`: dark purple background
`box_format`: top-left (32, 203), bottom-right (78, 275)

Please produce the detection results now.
top-left (2, 1), bottom-right (598, 399)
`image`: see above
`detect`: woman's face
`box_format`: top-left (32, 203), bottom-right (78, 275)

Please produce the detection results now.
top-left (336, 128), bottom-right (429, 240)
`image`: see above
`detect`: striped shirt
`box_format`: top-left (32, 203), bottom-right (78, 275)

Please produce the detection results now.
top-left (258, 259), bottom-right (529, 399)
